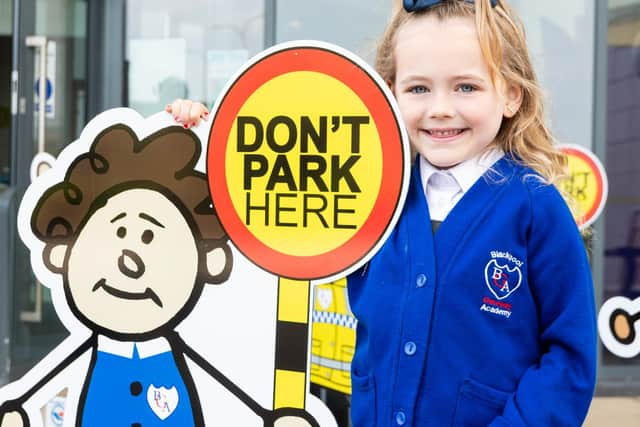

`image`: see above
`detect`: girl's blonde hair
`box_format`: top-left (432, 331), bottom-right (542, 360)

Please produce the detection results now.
top-left (376, 0), bottom-right (568, 188)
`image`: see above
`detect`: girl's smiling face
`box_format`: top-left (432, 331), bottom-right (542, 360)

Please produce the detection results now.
top-left (393, 15), bottom-right (516, 168)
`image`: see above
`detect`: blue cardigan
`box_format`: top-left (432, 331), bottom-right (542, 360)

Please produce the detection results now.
top-left (348, 156), bottom-right (596, 427)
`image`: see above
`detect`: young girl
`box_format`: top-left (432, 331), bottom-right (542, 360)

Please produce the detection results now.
top-left (169, 1), bottom-right (597, 426)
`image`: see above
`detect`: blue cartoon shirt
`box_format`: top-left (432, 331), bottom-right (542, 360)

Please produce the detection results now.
top-left (81, 336), bottom-right (196, 426)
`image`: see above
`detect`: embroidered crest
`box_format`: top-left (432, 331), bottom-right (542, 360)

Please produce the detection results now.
top-left (147, 385), bottom-right (179, 420)
top-left (484, 258), bottom-right (522, 300)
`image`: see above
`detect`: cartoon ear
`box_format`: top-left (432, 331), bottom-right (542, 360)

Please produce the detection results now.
top-left (43, 243), bottom-right (68, 273)
top-left (204, 243), bottom-right (233, 284)
top-left (30, 152), bottom-right (56, 183)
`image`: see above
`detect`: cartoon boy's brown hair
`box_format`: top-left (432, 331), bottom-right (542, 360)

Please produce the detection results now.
top-left (31, 125), bottom-right (230, 281)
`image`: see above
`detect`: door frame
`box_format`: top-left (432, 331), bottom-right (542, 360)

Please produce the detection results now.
top-left (1, 0), bottom-right (100, 383)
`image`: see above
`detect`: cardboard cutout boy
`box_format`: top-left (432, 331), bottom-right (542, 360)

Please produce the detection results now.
top-left (0, 112), bottom-right (324, 427)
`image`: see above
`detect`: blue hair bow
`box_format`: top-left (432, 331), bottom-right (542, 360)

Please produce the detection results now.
top-left (403, 0), bottom-right (497, 13)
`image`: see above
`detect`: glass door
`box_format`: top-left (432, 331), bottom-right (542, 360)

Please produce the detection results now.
top-left (9, 0), bottom-right (88, 380)
top-left (0, 0), bottom-right (14, 386)
top-left (124, 0), bottom-right (265, 114)
top-left (0, 0), bottom-right (10, 188)
top-left (601, 0), bottom-right (640, 369)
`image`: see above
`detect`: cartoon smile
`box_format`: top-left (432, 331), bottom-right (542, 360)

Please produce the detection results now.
top-left (92, 278), bottom-right (163, 307)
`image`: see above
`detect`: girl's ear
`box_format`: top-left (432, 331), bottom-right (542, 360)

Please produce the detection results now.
top-left (44, 243), bottom-right (68, 273)
top-left (504, 83), bottom-right (523, 118)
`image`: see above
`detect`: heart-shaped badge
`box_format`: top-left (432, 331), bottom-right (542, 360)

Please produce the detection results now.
top-left (147, 385), bottom-right (179, 420)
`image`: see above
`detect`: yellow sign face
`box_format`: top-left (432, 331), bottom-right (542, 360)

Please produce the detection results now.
top-left (208, 43), bottom-right (408, 280)
top-left (225, 71), bottom-right (383, 256)
top-left (559, 144), bottom-right (608, 228)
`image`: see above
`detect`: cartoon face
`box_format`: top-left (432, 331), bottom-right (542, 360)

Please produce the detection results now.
top-left (393, 15), bottom-right (517, 168)
top-left (65, 188), bottom-right (204, 336)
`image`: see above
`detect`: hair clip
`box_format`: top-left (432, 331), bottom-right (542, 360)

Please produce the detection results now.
top-left (403, 0), bottom-right (498, 13)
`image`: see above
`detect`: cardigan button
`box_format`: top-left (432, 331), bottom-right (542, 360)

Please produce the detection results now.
top-left (416, 273), bottom-right (427, 288)
top-left (395, 410), bottom-right (406, 425)
top-left (404, 341), bottom-right (417, 356)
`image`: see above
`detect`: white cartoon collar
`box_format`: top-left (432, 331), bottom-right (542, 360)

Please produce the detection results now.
top-left (97, 335), bottom-right (172, 359)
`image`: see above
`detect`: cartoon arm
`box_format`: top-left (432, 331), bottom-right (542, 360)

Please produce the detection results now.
top-left (170, 333), bottom-right (318, 427)
top-left (488, 186), bottom-right (597, 427)
top-left (0, 336), bottom-right (95, 427)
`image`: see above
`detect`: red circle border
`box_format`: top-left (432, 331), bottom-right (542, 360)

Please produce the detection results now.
top-left (207, 46), bottom-right (406, 280)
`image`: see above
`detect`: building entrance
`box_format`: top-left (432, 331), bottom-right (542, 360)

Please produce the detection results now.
top-left (1, 0), bottom-right (88, 384)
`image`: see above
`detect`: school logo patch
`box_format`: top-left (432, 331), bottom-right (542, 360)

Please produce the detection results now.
top-left (147, 385), bottom-right (179, 420)
top-left (484, 255), bottom-right (522, 300)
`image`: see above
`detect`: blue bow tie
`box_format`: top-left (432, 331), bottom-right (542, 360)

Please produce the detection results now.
top-left (403, 0), bottom-right (497, 12)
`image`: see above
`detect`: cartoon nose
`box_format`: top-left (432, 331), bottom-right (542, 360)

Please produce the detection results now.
top-left (118, 249), bottom-right (146, 279)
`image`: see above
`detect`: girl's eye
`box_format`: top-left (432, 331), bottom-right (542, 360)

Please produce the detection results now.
top-left (117, 226), bottom-right (126, 238)
top-left (409, 85), bottom-right (428, 94)
top-left (457, 84), bottom-right (476, 93)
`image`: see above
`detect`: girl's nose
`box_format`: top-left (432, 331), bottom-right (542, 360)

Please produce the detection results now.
top-left (428, 93), bottom-right (454, 118)
top-left (118, 249), bottom-right (146, 279)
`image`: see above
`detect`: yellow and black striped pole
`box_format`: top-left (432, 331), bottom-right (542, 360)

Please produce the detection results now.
top-left (273, 277), bottom-right (311, 409)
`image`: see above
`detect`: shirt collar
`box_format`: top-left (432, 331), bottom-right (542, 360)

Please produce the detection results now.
top-left (97, 335), bottom-right (172, 359)
top-left (420, 148), bottom-right (504, 194)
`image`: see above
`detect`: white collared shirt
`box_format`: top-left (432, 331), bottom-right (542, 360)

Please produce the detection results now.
top-left (420, 148), bottom-right (504, 221)
top-left (97, 335), bottom-right (172, 359)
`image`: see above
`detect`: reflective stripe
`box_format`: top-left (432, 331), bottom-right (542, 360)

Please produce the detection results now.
top-left (311, 354), bottom-right (351, 372)
top-left (312, 311), bottom-right (358, 329)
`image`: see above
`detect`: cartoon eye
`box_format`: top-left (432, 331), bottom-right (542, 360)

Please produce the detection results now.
top-left (141, 229), bottom-right (154, 244)
top-left (117, 226), bottom-right (127, 238)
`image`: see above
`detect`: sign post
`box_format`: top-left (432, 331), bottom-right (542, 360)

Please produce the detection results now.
top-left (207, 41), bottom-right (410, 409)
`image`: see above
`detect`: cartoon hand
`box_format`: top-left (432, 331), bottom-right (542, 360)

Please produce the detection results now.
top-left (274, 416), bottom-right (314, 427)
top-left (610, 308), bottom-right (638, 344)
top-left (0, 401), bottom-right (27, 427)
top-left (166, 99), bottom-right (209, 129)
top-left (598, 296), bottom-right (640, 358)
top-left (0, 412), bottom-right (24, 427)
top-left (271, 408), bottom-right (319, 427)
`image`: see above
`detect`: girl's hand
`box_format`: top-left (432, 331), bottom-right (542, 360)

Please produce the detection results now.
top-left (166, 99), bottom-right (209, 129)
